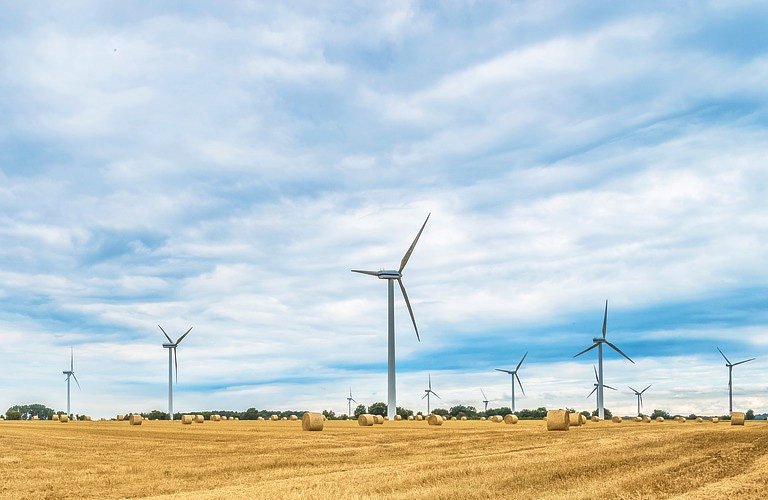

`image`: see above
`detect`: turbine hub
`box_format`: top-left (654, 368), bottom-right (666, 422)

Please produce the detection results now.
top-left (592, 338), bottom-right (606, 343)
top-left (163, 343), bottom-right (176, 348)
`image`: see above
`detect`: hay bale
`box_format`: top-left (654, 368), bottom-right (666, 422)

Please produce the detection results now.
top-left (117, 415), bottom-right (123, 421)
top-left (504, 414), bottom-right (519, 425)
top-left (711, 417), bottom-right (719, 423)
top-left (302, 412), bottom-right (324, 431)
top-left (59, 415), bottom-right (69, 423)
top-left (612, 416), bottom-right (622, 423)
top-left (731, 412), bottom-right (745, 426)
top-left (270, 415), bottom-right (278, 421)
top-left (289, 415), bottom-right (298, 421)
top-left (674, 416), bottom-right (680, 422)
top-left (696, 417), bottom-right (703, 423)
top-left (129, 414), bottom-right (142, 426)
top-left (52, 415), bottom-right (59, 421)
top-left (373, 415), bottom-right (384, 425)
top-left (383, 417), bottom-right (389, 421)
top-left (642, 416), bottom-right (651, 423)
top-left (257, 416), bottom-right (264, 421)
top-left (195, 415), bottom-right (204, 423)
top-left (181, 415), bottom-right (193, 425)
top-left (591, 416), bottom-right (600, 422)
top-left (281, 417), bottom-right (287, 421)
top-left (358, 414), bottom-right (375, 426)
top-left (547, 410), bottom-right (569, 431)
top-left (407, 416), bottom-right (414, 420)
top-left (679, 417), bottom-right (686, 423)
top-left (460, 416), bottom-right (467, 421)
top-left (215, 415), bottom-right (222, 421)
top-left (415, 415), bottom-right (423, 421)
top-left (394, 415), bottom-right (402, 421)
top-left (480, 416), bottom-right (486, 421)
top-left (493, 415), bottom-right (504, 423)
top-left (32, 416), bottom-right (39, 420)
top-left (427, 414), bottom-right (444, 426)
top-left (633, 417), bottom-right (642, 422)
top-left (235, 417), bottom-right (239, 421)
top-left (569, 412), bottom-right (582, 427)
top-left (656, 417), bottom-right (664, 422)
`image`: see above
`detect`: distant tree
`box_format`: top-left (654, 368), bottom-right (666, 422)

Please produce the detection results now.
top-left (687, 414), bottom-right (698, 420)
top-left (353, 404), bottom-right (367, 418)
top-left (322, 410), bottom-right (336, 420)
top-left (339, 414), bottom-right (349, 420)
top-left (514, 407), bottom-right (548, 420)
top-left (486, 407), bottom-right (512, 417)
top-left (746, 409), bottom-right (755, 420)
top-left (592, 408), bottom-right (612, 418)
top-left (650, 409), bottom-right (670, 420)
top-left (367, 402), bottom-right (387, 416)
top-left (449, 405), bottom-right (477, 418)
top-left (146, 410), bottom-right (169, 420)
top-left (580, 410), bottom-right (591, 418)
top-left (396, 407), bottom-right (413, 418)
top-left (432, 408), bottom-right (450, 417)
top-left (5, 410), bottom-right (21, 420)
top-left (6, 404), bottom-right (56, 420)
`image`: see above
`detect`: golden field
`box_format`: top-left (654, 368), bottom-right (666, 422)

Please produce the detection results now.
top-left (1, 418), bottom-right (767, 499)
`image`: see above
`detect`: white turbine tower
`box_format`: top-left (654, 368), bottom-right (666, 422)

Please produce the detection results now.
top-left (628, 384), bottom-right (651, 417)
top-left (422, 373), bottom-right (440, 414)
top-left (346, 387), bottom-right (357, 417)
top-left (159, 325), bottom-right (192, 421)
top-left (717, 347), bottom-right (755, 416)
top-left (352, 213), bottom-right (430, 419)
top-left (495, 351), bottom-right (527, 413)
top-left (62, 347), bottom-right (80, 419)
top-left (574, 301), bottom-right (634, 420)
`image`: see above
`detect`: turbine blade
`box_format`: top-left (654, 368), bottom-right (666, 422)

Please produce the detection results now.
top-left (495, 368), bottom-right (512, 374)
top-left (399, 213), bottom-right (430, 273)
top-left (72, 373), bottom-right (81, 390)
top-left (174, 347), bottom-right (178, 383)
top-left (397, 278), bottom-right (419, 341)
top-left (602, 300), bottom-right (608, 338)
top-left (628, 386), bottom-right (638, 393)
top-left (587, 386), bottom-right (597, 398)
top-left (574, 343), bottom-right (598, 358)
top-left (732, 358), bottom-right (755, 366)
top-left (428, 373), bottom-right (432, 390)
top-left (351, 270), bottom-right (379, 276)
top-left (70, 347), bottom-right (74, 371)
top-left (515, 373), bottom-right (525, 396)
top-left (516, 351), bottom-right (528, 371)
top-left (432, 391), bottom-right (441, 399)
top-left (158, 325), bottom-right (173, 343)
top-left (717, 347), bottom-right (731, 365)
top-left (481, 388), bottom-right (488, 400)
top-left (351, 398), bottom-right (357, 403)
top-left (604, 384), bottom-right (618, 391)
top-left (176, 326), bottom-right (193, 344)
top-left (594, 365), bottom-right (599, 383)
top-left (605, 340), bottom-right (634, 364)
top-left (421, 393), bottom-right (429, 400)
top-left (641, 384), bottom-right (652, 394)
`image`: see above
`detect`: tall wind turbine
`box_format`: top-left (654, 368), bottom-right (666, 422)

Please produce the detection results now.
top-left (62, 347), bottom-right (80, 418)
top-left (574, 301), bottom-right (634, 420)
top-left (717, 347), bottom-right (755, 416)
top-left (422, 373), bottom-right (440, 414)
top-left (159, 325), bottom-right (192, 421)
top-left (587, 365), bottom-right (616, 410)
top-left (352, 213), bottom-right (430, 418)
top-left (480, 388), bottom-right (490, 412)
top-left (628, 384), bottom-right (651, 417)
top-left (346, 387), bottom-right (357, 417)
top-left (495, 351), bottom-right (527, 412)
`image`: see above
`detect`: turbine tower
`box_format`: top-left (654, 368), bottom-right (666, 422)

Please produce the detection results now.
top-left (346, 387), bottom-right (357, 417)
top-left (159, 325), bottom-right (192, 421)
top-left (574, 300), bottom-right (634, 420)
top-left (587, 365), bottom-right (616, 411)
top-left (495, 352), bottom-right (527, 413)
top-left (352, 213), bottom-right (430, 418)
top-left (628, 384), bottom-right (651, 417)
top-left (717, 347), bottom-right (755, 416)
top-left (421, 373), bottom-right (440, 414)
top-left (62, 347), bottom-right (80, 418)
top-left (480, 388), bottom-right (490, 412)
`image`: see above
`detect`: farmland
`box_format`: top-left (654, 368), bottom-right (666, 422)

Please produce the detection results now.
top-left (1, 419), bottom-right (767, 499)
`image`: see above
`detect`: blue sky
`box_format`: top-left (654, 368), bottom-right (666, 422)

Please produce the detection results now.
top-left (2, 0), bottom-right (768, 418)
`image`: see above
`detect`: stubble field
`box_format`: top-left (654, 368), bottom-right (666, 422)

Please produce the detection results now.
top-left (1, 418), bottom-right (768, 499)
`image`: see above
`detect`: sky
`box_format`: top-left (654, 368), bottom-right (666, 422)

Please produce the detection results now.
top-left (1, 0), bottom-right (768, 419)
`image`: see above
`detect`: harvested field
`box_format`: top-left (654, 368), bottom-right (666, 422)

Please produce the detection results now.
top-left (1, 419), bottom-right (767, 499)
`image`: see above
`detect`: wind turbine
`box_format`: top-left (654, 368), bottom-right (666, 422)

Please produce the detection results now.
top-left (62, 347), bottom-right (80, 418)
top-left (480, 388), bottom-right (490, 412)
top-left (574, 300), bottom-right (634, 420)
top-left (495, 351), bottom-right (527, 412)
top-left (628, 384), bottom-right (651, 417)
top-left (352, 213), bottom-right (430, 419)
top-left (587, 365), bottom-right (616, 411)
top-left (717, 347), bottom-right (755, 416)
top-left (422, 373), bottom-right (440, 414)
top-left (159, 325), bottom-right (192, 421)
top-left (346, 387), bottom-right (357, 417)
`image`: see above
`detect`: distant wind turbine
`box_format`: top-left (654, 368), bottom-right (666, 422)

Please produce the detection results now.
top-left (717, 347), bottom-right (755, 416)
top-left (480, 388), bottom-right (490, 412)
top-left (495, 351), bottom-right (527, 412)
top-left (422, 374), bottom-right (440, 414)
top-left (587, 365), bottom-right (616, 410)
top-left (62, 347), bottom-right (80, 418)
top-left (574, 301), bottom-right (634, 420)
top-left (628, 384), bottom-right (651, 417)
top-left (346, 387), bottom-right (357, 417)
top-left (159, 325), bottom-right (192, 421)
top-left (352, 213), bottom-right (430, 418)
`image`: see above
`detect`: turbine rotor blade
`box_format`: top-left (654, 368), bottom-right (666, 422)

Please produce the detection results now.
top-left (516, 351), bottom-right (528, 371)
top-left (158, 325), bottom-right (173, 343)
top-left (72, 373), bottom-right (81, 390)
top-left (428, 373), bottom-right (432, 390)
top-left (421, 393), bottom-right (428, 400)
top-left (176, 326), bottom-right (193, 344)
top-left (717, 347), bottom-right (731, 365)
top-left (733, 358), bottom-right (755, 366)
top-left (351, 270), bottom-right (379, 276)
top-left (602, 300), bottom-right (608, 338)
top-left (628, 386), bottom-right (638, 393)
top-left (605, 340), bottom-right (634, 364)
top-left (495, 368), bottom-right (513, 374)
top-left (593, 365), bottom-right (599, 383)
top-left (604, 384), bottom-right (618, 391)
top-left (574, 343), bottom-right (598, 358)
top-left (432, 391), bottom-right (441, 399)
top-left (399, 213), bottom-right (430, 273)
top-left (70, 347), bottom-right (74, 371)
top-left (641, 384), bottom-right (652, 394)
top-left (481, 388), bottom-right (488, 400)
top-left (587, 386), bottom-right (597, 398)
top-left (515, 373), bottom-right (525, 396)
top-left (397, 278), bottom-right (419, 342)
top-left (173, 347), bottom-right (178, 383)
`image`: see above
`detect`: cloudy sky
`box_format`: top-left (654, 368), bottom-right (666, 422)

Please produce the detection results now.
top-left (2, 1), bottom-right (768, 419)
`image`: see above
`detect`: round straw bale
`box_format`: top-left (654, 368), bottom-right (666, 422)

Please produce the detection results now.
top-left (195, 415), bottom-right (204, 423)
top-left (281, 417), bottom-right (287, 421)
top-left (129, 414), bottom-right (142, 426)
top-left (289, 415), bottom-right (298, 421)
top-left (494, 415), bottom-right (505, 423)
top-left (569, 412), bottom-right (582, 427)
top-left (257, 416), bottom-right (264, 421)
top-left (427, 414), bottom-right (443, 426)
top-left (731, 412), bottom-right (745, 425)
top-left (52, 414), bottom-right (60, 421)
top-left (383, 416), bottom-right (389, 421)
top-left (117, 415), bottom-right (123, 421)
top-left (656, 417), bottom-right (664, 422)
top-left (547, 410), bottom-right (569, 431)
top-left (85, 416), bottom-right (91, 421)
top-left (679, 417), bottom-right (686, 423)
top-left (358, 414), bottom-right (375, 426)
top-left (302, 412), bottom-right (324, 431)
top-left (235, 417), bottom-right (239, 421)
top-left (711, 417), bottom-right (719, 423)
top-left (394, 415), bottom-right (402, 421)
top-left (373, 415), bottom-right (384, 424)
top-left (181, 415), bottom-right (193, 425)
top-left (696, 417), bottom-right (703, 423)
top-left (674, 416), bottom-right (680, 422)
top-left (480, 416), bottom-right (486, 421)
top-left (460, 416), bottom-right (467, 421)
top-left (504, 414), bottom-right (519, 425)
top-left (415, 414), bottom-right (423, 421)
top-left (407, 415), bottom-right (414, 420)
top-left (591, 416), bottom-right (600, 422)
top-left (611, 416), bottom-right (622, 423)
top-left (59, 414), bottom-right (69, 423)
top-left (633, 416), bottom-right (642, 422)
top-left (270, 415), bottom-right (278, 421)
top-left (642, 416), bottom-right (651, 423)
